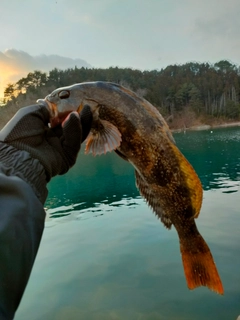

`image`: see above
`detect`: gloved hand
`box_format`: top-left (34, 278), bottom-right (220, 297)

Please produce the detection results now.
top-left (0, 104), bottom-right (92, 203)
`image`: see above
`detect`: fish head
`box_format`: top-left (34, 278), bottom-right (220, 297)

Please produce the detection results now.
top-left (37, 84), bottom-right (99, 127)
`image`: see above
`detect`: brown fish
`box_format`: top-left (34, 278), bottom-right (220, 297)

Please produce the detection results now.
top-left (38, 81), bottom-right (223, 294)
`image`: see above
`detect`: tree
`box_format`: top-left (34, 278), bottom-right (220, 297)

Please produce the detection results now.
top-left (4, 83), bottom-right (16, 101)
top-left (2, 61), bottom-right (240, 123)
top-left (214, 60), bottom-right (235, 73)
top-left (17, 70), bottom-right (47, 93)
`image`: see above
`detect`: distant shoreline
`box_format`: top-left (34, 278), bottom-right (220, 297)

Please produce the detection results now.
top-left (171, 121), bottom-right (240, 133)
top-left (1, 103), bottom-right (240, 133)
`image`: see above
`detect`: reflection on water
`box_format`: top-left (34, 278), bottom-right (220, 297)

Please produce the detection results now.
top-left (16, 127), bottom-right (240, 320)
top-left (174, 126), bottom-right (240, 193)
top-left (46, 196), bottom-right (142, 223)
top-left (45, 150), bottom-right (138, 217)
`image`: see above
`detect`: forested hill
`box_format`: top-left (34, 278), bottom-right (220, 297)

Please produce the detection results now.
top-left (1, 60), bottom-right (240, 129)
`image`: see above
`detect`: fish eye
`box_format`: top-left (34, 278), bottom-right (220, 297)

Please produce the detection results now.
top-left (59, 90), bottom-right (70, 99)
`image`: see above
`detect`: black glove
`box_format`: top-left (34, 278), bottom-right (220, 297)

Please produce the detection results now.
top-left (0, 104), bottom-right (92, 203)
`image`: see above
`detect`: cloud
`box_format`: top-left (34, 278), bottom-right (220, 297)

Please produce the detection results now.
top-left (0, 49), bottom-right (91, 98)
top-left (185, 0), bottom-right (240, 64)
top-left (1, 0), bottom-right (240, 95)
top-left (193, 0), bottom-right (240, 39)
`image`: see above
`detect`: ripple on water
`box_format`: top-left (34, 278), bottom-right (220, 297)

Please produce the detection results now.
top-left (45, 196), bottom-right (143, 225)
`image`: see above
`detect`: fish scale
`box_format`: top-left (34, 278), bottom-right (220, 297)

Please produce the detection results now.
top-left (38, 81), bottom-right (223, 294)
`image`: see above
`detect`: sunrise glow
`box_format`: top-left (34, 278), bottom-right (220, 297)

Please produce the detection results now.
top-left (0, 62), bottom-right (27, 99)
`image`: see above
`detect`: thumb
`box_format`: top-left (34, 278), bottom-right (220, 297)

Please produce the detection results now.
top-left (79, 105), bottom-right (93, 142)
top-left (61, 112), bottom-right (82, 167)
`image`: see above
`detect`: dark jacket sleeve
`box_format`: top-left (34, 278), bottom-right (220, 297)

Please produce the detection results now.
top-left (0, 167), bottom-right (46, 320)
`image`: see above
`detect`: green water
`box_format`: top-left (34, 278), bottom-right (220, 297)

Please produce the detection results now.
top-left (16, 127), bottom-right (240, 320)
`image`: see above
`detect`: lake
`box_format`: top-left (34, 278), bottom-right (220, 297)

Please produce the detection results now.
top-left (16, 126), bottom-right (240, 320)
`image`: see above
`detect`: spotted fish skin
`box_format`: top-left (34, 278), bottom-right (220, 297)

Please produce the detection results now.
top-left (43, 81), bottom-right (223, 294)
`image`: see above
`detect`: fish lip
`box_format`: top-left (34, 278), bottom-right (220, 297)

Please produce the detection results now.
top-left (37, 98), bottom-right (49, 108)
top-left (37, 98), bottom-right (60, 128)
top-left (37, 98), bottom-right (58, 118)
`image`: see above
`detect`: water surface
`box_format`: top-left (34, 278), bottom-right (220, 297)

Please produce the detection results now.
top-left (16, 127), bottom-right (240, 320)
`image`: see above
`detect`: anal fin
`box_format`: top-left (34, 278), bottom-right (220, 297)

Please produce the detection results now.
top-left (135, 170), bottom-right (172, 229)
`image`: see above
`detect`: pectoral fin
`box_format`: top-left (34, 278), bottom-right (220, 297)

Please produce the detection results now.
top-left (135, 170), bottom-right (172, 229)
top-left (85, 119), bottom-right (122, 156)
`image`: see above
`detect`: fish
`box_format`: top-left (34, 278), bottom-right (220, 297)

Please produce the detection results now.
top-left (38, 81), bottom-right (224, 294)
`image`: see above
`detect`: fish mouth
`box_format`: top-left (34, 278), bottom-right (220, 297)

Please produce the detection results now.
top-left (51, 102), bottom-right (88, 128)
top-left (50, 110), bottom-right (74, 128)
top-left (36, 98), bottom-right (49, 109)
top-left (37, 98), bottom-right (73, 128)
top-left (36, 99), bottom-right (98, 128)
top-left (37, 98), bottom-right (57, 117)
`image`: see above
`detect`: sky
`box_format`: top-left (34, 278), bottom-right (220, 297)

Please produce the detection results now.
top-left (1, 0), bottom-right (240, 98)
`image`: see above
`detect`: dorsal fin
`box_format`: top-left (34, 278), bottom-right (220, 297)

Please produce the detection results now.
top-left (135, 170), bottom-right (172, 229)
top-left (85, 119), bottom-right (122, 156)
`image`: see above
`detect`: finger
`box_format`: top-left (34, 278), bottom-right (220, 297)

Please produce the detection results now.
top-left (61, 112), bottom-right (82, 167)
top-left (80, 105), bottom-right (93, 142)
top-left (61, 111), bottom-right (79, 128)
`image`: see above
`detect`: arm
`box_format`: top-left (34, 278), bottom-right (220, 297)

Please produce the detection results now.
top-left (0, 104), bottom-right (92, 319)
top-left (0, 170), bottom-right (45, 320)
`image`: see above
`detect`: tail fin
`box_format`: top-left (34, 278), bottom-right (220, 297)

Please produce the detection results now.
top-left (180, 234), bottom-right (224, 295)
